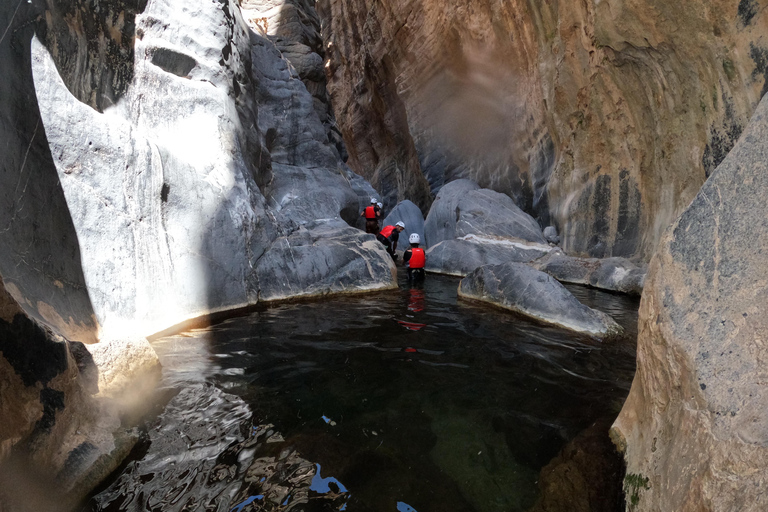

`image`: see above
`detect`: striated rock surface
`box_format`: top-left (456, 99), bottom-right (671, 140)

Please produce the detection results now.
top-left (319, 0), bottom-right (768, 260)
top-left (612, 92), bottom-right (768, 511)
top-left (459, 263), bottom-right (622, 338)
top-left (534, 251), bottom-right (647, 296)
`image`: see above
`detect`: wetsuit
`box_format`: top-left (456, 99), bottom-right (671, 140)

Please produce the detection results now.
top-left (377, 225), bottom-right (400, 259)
top-left (403, 246), bottom-right (426, 282)
top-left (361, 205), bottom-right (381, 234)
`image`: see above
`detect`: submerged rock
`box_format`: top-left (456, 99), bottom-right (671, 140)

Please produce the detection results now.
top-left (533, 251), bottom-right (646, 296)
top-left (425, 180), bottom-right (547, 247)
top-left (458, 263), bottom-right (622, 338)
top-left (528, 417), bottom-right (624, 512)
top-left (426, 236), bottom-right (553, 277)
top-left (612, 88), bottom-right (768, 511)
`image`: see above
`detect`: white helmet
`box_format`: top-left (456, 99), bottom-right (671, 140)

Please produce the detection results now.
top-left (395, 221), bottom-right (405, 228)
top-left (409, 233), bottom-right (420, 244)
top-left (377, 202), bottom-right (383, 208)
top-left (371, 197), bottom-right (378, 204)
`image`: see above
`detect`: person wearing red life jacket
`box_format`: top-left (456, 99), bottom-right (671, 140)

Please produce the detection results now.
top-left (377, 221), bottom-right (405, 260)
top-left (360, 197), bottom-right (382, 234)
top-left (403, 233), bottom-right (426, 282)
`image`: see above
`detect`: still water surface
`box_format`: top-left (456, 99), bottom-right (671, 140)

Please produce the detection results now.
top-left (84, 272), bottom-right (638, 512)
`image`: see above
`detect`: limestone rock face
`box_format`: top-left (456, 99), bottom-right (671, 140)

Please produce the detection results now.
top-left (424, 179), bottom-right (547, 247)
top-left (319, 0), bottom-right (768, 260)
top-left (458, 263), bottom-right (622, 338)
top-left (612, 89), bottom-right (768, 511)
top-left (533, 252), bottom-right (647, 296)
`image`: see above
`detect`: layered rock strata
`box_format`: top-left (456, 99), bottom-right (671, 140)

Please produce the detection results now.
top-left (319, 0), bottom-right (768, 260)
top-left (612, 92), bottom-right (768, 510)
top-left (459, 262), bottom-right (622, 338)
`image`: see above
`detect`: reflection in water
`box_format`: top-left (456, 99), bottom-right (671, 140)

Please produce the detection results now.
top-left (83, 272), bottom-right (638, 512)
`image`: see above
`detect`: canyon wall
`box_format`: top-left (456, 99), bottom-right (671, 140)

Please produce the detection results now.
top-left (612, 89), bottom-right (768, 512)
top-left (1, 0), bottom-right (392, 507)
top-left (319, 0), bottom-right (768, 260)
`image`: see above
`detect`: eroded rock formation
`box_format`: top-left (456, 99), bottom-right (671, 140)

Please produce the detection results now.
top-left (612, 90), bottom-right (768, 511)
top-left (319, 0), bottom-right (768, 260)
top-left (1, 0), bottom-right (394, 506)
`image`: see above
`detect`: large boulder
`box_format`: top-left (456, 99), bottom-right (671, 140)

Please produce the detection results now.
top-left (532, 251), bottom-right (647, 296)
top-left (611, 92), bottom-right (768, 510)
top-left (458, 263), bottom-right (622, 338)
top-left (426, 236), bottom-right (553, 277)
top-left (256, 220), bottom-right (397, 301)
top-left (381, 200), bottom-right (425, 247)
top-left (425, 180), bottom-right (546, 247)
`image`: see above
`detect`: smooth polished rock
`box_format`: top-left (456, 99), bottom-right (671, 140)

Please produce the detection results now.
top-left (256, 220), bottom-right (397, 302)
top-left (382, 200), bottom-right (425, 247)
top-left (31, 0), bottom-right (383, 340)
top-left (424, 180), bottom-right (546, 247)
top-left (458, 263), bottom-right (622, 338)
top-left (533, 252), bottom-right (646, 296)
top-left (426, 236), bottom-right (553, 277)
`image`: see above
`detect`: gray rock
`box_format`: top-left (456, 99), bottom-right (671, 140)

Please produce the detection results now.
top-left (458, 262), bottom-right (623, 338)
top-left (543, 226), bottom-right (560, 245)
top-left (612, 87), bottom-right (768, 511)
top-left (256, 220), bottom-right (396, 301)
top-left (381, 200), bottom-right (425, 247)
top-left (424, 179), bottom-right (546, 247)
top-left (532, 252), bottom-right (646, 296)
top-left (426, 237), bottom-right (554, 277)
top-left (30, 0), bottom-right (388, 339)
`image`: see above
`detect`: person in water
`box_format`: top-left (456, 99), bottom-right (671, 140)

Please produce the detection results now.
top-left (402, 233), bottom-right (426, 282)
top-left (377, 221), bottom-right (405, 260)
top-left (360, 197), bottom-right (382, 234)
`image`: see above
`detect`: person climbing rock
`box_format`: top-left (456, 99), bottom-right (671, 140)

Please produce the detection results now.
top-left (403, 233), bottom-right (426, 282)
top-left (360, 197), bottom-right (382, 234)
top-left (377, 221), bottom-right (405, 260)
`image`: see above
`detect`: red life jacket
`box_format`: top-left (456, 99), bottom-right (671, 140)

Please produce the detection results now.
top-left (364, 205), bottom-right (376, 219)
top-left (380, 225), bottom-right (395, 238)
top-left (408, 248), bottom-right (425, 269)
